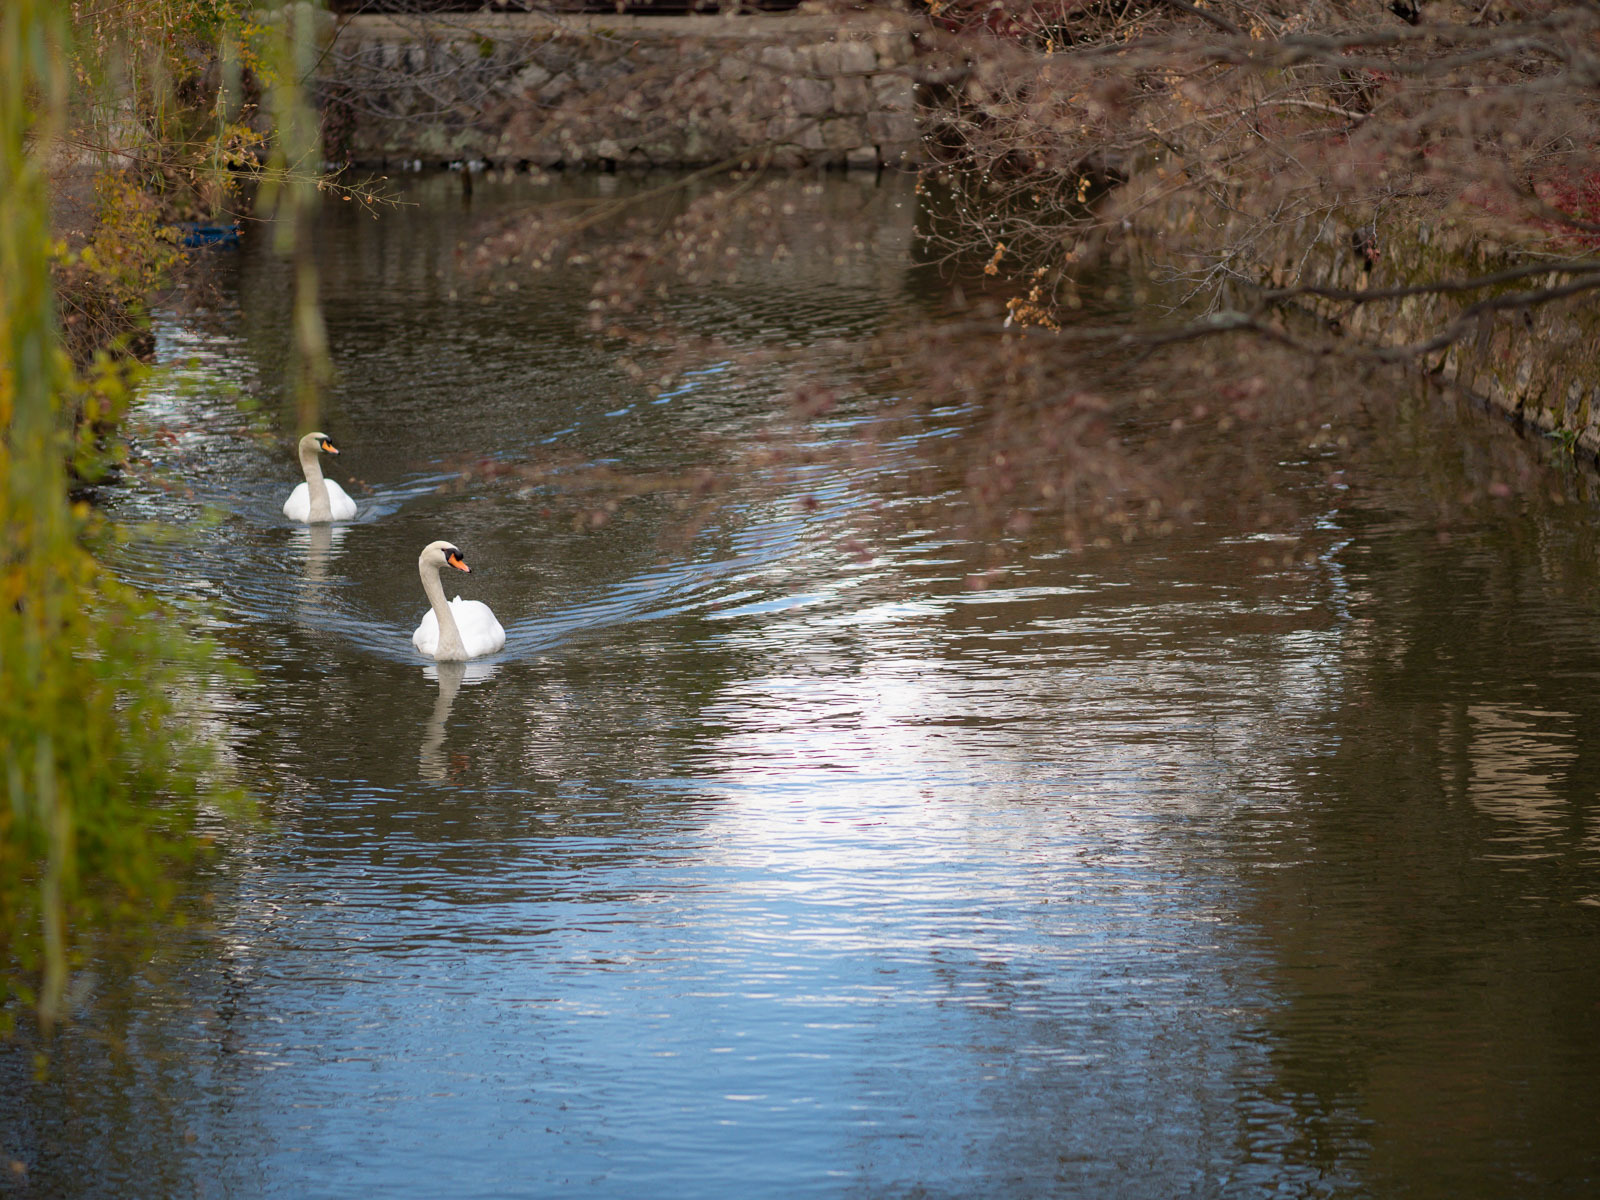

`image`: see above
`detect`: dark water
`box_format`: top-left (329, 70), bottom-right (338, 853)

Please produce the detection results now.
top-left (4, 171), bottom-right (1600, 1199)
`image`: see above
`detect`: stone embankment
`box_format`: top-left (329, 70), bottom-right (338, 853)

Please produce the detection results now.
top-left (1346, 237), bottom-right (1600, 454)
top-left (321, 11), bottom-right (926, 170)
top-left (1113, 176), bottom-right (1600, 457)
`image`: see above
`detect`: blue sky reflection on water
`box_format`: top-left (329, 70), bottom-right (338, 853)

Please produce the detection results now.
top-left (209, 780), bottom-right (1287, 1198)
top-left (189, 547), bottom-right (1343, 1198)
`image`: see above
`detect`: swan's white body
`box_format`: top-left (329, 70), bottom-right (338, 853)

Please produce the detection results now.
top-left (412, 540), bottom-right (506, 661)
top-left (283, 431), bottom-right (358, 523)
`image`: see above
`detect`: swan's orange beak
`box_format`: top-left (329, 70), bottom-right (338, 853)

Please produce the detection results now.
top-left (320, 437), bottom-right (340, 455)
top-left (446, 550), bottom-right (470, 573)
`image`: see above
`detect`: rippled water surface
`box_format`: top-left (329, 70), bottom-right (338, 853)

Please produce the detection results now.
top-left (5, 172), bottom-right (1600, 1199)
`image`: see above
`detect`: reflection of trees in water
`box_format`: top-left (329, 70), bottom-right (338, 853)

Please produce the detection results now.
top-left (0, 916), bottom-right (272, 1198)
top-left (225, 164), bottom-right (1539, 573)
top-left (459, 165), bottom-right (1455, 558)
top-left (1238, 483), bottom-right (1600, 1192)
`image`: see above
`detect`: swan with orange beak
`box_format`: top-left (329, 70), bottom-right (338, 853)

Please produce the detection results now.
top-left (283, 432), bottom-right (358, 523)
top-left (412, 540), bottom-right (506, 661)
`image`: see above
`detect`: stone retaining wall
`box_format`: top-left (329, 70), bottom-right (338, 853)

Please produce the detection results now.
top-left (322, 12), bottom-right (927, 170)
top-left (1112, 177), bottom-right (1600, 458)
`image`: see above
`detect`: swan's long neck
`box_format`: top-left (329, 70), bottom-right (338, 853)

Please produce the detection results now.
top-left (298, 439), bottom-right (333, 522)
top-left (420, 557), bottom-right (467, 660)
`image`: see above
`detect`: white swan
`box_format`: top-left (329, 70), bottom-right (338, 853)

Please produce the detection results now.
top-left (412, 540), bottom-right (507, 661)
top-left (283, 431), bottom-right (358, 523)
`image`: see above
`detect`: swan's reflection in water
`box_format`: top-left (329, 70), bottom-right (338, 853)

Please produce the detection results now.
top-left (290, 522), bottom-right (349, 585)
top-left (419, 660), bottom-right (500, 781)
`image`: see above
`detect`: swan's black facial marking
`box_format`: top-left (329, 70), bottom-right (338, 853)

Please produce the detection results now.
top-left (319, 437), bottom-right (339, 455)
top-left (446, 548), bottom-right (470, 573)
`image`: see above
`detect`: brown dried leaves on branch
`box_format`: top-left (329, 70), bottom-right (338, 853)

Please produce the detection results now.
top-left (920, 0), bottom-right (1600, 328)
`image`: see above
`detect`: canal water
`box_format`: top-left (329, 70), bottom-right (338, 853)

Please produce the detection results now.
top-left (4, 171), bottom-right (1600, 1198)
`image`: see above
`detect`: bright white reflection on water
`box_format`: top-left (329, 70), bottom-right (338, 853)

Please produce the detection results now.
top-left (7, 171), bottom-right (1600, 1200)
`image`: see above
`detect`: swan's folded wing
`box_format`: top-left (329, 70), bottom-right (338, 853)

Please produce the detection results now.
top-left (413, 608), bottom-right (440, 653)
top-left (324, 478), bottom-right (359, 521)
top-left (283, 481), bottom-right (311, 521)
